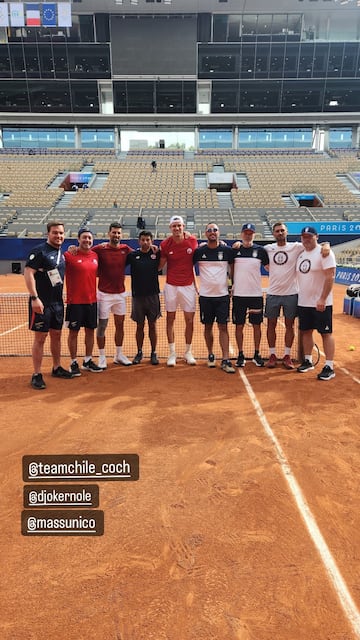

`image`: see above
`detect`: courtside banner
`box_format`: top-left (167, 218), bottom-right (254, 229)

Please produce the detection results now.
top-left (286, 221), bottom-right (360, 235)
top-left (10, 3), bottom-right (25, 27)
top-left (335, 266), bottom-right (360, 285)
top-left (0, 3), bottom-right (9, 27)
top-left (58, 2), bottom-right (71, 27)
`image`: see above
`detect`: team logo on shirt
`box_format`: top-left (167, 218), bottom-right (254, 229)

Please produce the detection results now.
top-left (218, 252), bottom-right (223, 261)
top-left (273, 251), bottom-right (288, 265)
top-left (252, 249), bottom-right (258, 258)
top-left (186, 248), bottom-right (193, 254)
top-left (299, 259), bottom-right (311, 273)
top-left (201, 253), bottom-right (207, 259)
top-left (136, 255), bottom-right (140, 260)
top-left (29, 254), bottom-right (35, 260)
top-left (150, 254), bottom-right (156, 260)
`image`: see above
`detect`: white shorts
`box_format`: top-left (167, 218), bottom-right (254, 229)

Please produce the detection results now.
top-left (164, 283), bottom-right (196, 313)
top-left (97, 290), bottom-right (127, 319)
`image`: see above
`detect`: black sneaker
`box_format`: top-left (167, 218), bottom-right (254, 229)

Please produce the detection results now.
top-left (70, 361), bottom-right (81, 377)
top-left (31, 373), bottom-right (46, 390)
top-left (235, 353), bottom-right (245, 367)
top-left (221, 359), bottom-right (236, 374)
top-left (297, 359), bottom-right (314, 373)
top-left (207, 353), bottom-right (216, 368)
top-left (133, 350), bottom-right (143, 365)
top-left (52, 366), bottom-right (73, 379)
top-left (317, 365), bottom-right (335, 381)
top-left (252, 353), bottom-right (264, 367)
top-left (150, 351), bottom-right (159, 365)
top-left (82, 359), bottom-right (103, 373)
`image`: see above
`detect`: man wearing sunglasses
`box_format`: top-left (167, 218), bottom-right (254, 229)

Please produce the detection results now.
top-left (193, 223), bottom-right (235, 373)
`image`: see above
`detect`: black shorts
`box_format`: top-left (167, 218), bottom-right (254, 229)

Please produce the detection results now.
top-left (298, 306), bottom-right (333, 334)
top-left (232, 296), bottom-right (263, 325)
top-left (65, 303), bottom-right (98, 331)
top-left (131, 295), bottom-right (161, 324)
top-left (29, 301), bottom-right (64, 333)
top-left (199, 295), bottom-right (230, 325)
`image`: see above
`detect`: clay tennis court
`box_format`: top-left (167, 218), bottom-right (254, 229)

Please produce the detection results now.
top-left (1, 274), bottom-right (360, 640)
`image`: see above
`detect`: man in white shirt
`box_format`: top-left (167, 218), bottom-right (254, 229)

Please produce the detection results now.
top-left (264, 222), bottom-right (304, 370)
top-left (193, 223), bottom-right (235, 373)
top-left (296, 226), bottom-right (336, 381)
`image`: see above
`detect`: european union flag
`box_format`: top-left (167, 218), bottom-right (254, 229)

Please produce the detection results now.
top-left (42, 3), bottom-right (56, 27)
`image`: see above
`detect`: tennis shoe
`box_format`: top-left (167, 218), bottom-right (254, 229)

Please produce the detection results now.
top-left (207, 353), bottom-right (216, 368)
top-left (133, 350), bottom-right (143, 365)
top-left (167, 353), bottom-right (177, 367)
top-left (52, 366), bottom-right (73, 379)
top-left (82, 359), bottom-right (103, 373)
top-left (31, 373), bottom-right (46, 390)
top-left (282, 355), bottom-right (295, 370)
top-left (70, 361), bottom-right (81, 377)
top-left (266, 353), bottom-right (277, 368)
top-left (221, 359), bottom-right (236, 374)
top-left (235, 353), bottom-right (245, 367)
top-left (184, 352), bottom-right (196, 365)
top-left (317, 365), bottom-right (335, 381)
top-left (297, 359), bottom-right (314, 373)
top-left (98, 355), bottom-right (107, 370)
top-left (113, 354), bottom-right (132, 366)
top-left (150, 351), bottom-right (159, 365)
top-left (252, 353), bottom-right (264, 367)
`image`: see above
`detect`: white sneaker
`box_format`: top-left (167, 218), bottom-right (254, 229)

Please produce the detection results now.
top-left (184, 352), bottom-right (196, 366)
top-left (98, 355), bottom-right (107, 370)
top-left (167, 353), bottom-right (177, 367)
top-left (113, 354), bottom-right (132, 366)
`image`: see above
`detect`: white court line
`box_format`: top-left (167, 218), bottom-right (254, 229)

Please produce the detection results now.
top-left (338, 367), bottom-right (360, 385)
top-left (239, 368), bottom-right (360, 638)
top-left (0, 323), bottom-right (27, 337)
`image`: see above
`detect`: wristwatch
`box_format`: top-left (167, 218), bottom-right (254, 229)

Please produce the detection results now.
top-left (30, 295), bottom-right (39, 300)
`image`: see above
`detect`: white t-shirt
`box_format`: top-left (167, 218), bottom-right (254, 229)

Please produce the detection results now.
top-left (232, 244), bottom-right (269, 297)
top-left (296, 246), bottom-right (336, 307)
top-left (264, 241), bottom-right (303, 296)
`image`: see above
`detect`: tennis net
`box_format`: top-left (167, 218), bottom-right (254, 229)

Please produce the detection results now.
top-left (0, 292), bottom-right (299, 361)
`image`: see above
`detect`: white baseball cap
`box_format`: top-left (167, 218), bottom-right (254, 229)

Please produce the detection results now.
top-left (169, 215), bottom-right (184, 226)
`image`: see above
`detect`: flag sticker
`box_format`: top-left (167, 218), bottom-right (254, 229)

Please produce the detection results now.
top-left (26, 3), bottom-right (40, 26)
top-left (42, 3), bottom-right (56, 27)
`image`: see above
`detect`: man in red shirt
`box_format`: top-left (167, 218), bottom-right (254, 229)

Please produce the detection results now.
top-left (64, 228), bottom-right (102, 375)
top-left (159, 216), bottom-right (198, 366)
top-left (92, 222), bottom-right (132, 369)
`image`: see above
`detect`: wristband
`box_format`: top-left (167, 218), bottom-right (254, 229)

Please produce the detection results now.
top-left (30, 295), bottom-right (39, 300)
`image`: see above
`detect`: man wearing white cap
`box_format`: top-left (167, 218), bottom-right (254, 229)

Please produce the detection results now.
top-left (159, 216), bottom-right (198, 366)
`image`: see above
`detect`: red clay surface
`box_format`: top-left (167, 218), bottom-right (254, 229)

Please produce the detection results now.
top-left (0, 274), bottom-right (360, 640)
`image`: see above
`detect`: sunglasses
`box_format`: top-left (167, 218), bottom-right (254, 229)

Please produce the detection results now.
top-left (206, 227), bottom-right (219, 232)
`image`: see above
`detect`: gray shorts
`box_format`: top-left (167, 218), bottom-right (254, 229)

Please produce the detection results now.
top-left (131, 295), bottom-right (161, 324)
top-left (265, 294), bottom-right (298, 320)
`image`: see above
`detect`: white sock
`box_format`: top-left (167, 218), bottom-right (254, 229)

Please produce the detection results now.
top-left (185, 343), bottom-right (192, 354)
top-left (116, 347), bottom-right (123, 358)
top-left (325, 360), bottom-right (334, 369)
top-left (84, 356), bottom-right (91, 363)
top-left (99, 349), bottom-right (105, 357)
top-left (71, 358), bottom-right (77, 365)
top-left (169, 343), bottom-right (176, 355)
top-left (284, 347), bottom-right (291, 356)
top-left (269, 348), bottom-right (276, 355)
top-left (305, 354), bottom-right (313, 363)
